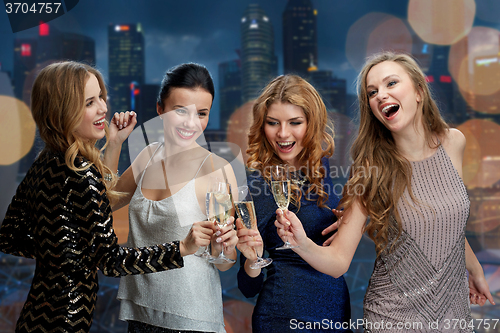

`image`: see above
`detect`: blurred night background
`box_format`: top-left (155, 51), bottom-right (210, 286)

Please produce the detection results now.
top-left (0, 0), bottom-right (499, 332)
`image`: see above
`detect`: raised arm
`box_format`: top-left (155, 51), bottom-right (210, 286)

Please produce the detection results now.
top-left (275, 199), bottom-right (366, 278)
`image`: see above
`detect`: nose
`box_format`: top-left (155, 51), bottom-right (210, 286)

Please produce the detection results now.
top-left (98, 99), bottom-right (108, 114)
top-left (376, 89), bottom-right (389, 102)
top-left (277, 124), bottom-right (289, 138)
top-left (183, 112), bottom-right (198, 129)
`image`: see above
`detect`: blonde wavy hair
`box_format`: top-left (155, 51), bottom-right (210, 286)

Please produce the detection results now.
top-left (339, 52), bottom-right (449, 254)
top-left (30, 61), bottom-right (121, 205)
top-left (246, 74), bottom-right (335, 209)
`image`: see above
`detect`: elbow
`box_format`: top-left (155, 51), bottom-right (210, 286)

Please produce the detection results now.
top-left (330, 259), bottom-right (351, 279)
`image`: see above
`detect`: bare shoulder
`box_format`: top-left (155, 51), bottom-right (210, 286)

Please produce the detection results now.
top-left (441, 128), bottom-right (466, 155)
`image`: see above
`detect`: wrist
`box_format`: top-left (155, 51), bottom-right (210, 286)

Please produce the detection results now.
top-left (179, 240), bottom-right (189, 257)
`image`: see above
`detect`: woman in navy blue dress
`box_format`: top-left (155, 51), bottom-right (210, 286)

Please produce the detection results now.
top-left (236, 75), bottom-right (351, 332)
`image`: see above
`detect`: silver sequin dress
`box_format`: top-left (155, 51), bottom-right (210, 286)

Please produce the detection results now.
top-left (117, 143), bottom-right (225, 333)
top-left (363, 145), bottom-right (472, 333)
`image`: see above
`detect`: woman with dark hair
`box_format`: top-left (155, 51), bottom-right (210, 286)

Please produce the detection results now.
top-left (236, 74), bottom-right (352, 332)
top-left (106, 63), bottom-right (239, 333)
top-left (0, 61), bottom-right (192, 332)
top-left (276, 52), bottom-right (494, 332)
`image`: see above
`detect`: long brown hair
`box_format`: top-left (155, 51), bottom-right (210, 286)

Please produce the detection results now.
top-left (340, 52), bottom-right (449, 254)
top-left (30, 61), bottom-right (121, 204)
top-left (246, 74), bottom-right (335, 209)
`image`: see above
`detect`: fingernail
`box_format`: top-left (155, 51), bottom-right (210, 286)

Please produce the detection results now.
top-left (215, 231), bottom-right (221, 236)
top-left (119, 125), bottom-right (123, 129)
top-left (124, 122), bottom-right (127, 127)
top-left (216, 237), bottom-right (222, 243)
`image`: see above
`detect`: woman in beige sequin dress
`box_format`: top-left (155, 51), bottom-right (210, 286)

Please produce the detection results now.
top-left (275, 52), bottom-right (495, 332)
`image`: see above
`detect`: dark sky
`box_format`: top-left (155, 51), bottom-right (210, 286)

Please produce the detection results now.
top-left (1, 0), bottom-right (496, 128)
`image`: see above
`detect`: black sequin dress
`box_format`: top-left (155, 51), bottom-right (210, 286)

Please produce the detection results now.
top-left (0, 152), bottom-right (184, 333)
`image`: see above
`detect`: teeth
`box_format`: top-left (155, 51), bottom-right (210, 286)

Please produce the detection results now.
top-left (178, 129), bottom-right (194, 137)
top-left (382, 104), bottom-right (398, 113)
top-left (93, 119), bottom-right (105, 125)
top-left (278, 142), bottom-right (294, 147)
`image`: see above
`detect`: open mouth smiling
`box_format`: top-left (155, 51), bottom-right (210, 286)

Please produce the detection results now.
top-left (277, 141), bottom-right (295, 152)
top-left (381, 103), bottom-right (400, 119)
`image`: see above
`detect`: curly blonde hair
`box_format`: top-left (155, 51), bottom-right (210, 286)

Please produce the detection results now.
top-left (340, 52), bottom-right (449, 254)
top-left (30, 61), bottom-right (121, 205)
top-left (246, 74), bottom-right (335, 209)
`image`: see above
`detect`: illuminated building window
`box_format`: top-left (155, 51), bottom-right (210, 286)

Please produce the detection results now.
top-left (21, 44), bottom-right (31, 57)
top-left (39, 23), bottom-right (49, 36)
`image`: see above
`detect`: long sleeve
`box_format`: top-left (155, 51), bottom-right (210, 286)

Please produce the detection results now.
top-left (65, 162), bottom-right (184, 277)
top-left (0, 171), bottom-right (36, 259)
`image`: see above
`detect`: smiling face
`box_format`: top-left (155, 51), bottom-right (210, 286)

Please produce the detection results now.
top-left (157, 87), bottom-right (212, 149)
top-left (264, 102), bottom-right (307, 169)
top-left (74, 73), bottom-right (107, 141)
top-left (366, 60), bottom-right (422, 134)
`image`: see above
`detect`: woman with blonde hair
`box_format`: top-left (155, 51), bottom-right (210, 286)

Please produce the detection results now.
top-left (276, 52), bottom-right (494, 332)
top-left (0, 61), bottom-right (204, 332)
top-left (236, 74), bottom-right (352, 332)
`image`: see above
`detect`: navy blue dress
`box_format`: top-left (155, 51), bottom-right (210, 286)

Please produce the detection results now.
top-left (237, 159), bottom-right (352, 332)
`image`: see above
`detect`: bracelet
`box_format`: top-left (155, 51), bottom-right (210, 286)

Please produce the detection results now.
top-left (104, 170), bottom-right (118, 181)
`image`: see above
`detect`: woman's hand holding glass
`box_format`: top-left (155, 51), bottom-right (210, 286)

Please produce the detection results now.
top-left (180, 221), bottom-right (216, 257)
top-left (234, 186), bottom-right (272, 269)
top-left (274, 209), bottom-right (308, 249)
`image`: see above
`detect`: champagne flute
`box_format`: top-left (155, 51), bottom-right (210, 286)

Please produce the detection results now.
top-left (234, 186), bottom-right (272, 269)
top-left (206, 179), bottom-right (236, 264)
top-left (270, 165), bottom-right (298, 250)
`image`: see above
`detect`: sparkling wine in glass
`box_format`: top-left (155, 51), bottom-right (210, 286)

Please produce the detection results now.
top-left (234, 186), bottom-right (272, 269)
top-left (270, 165), bottom-right (298, 250)
top-left (206, 179), bottom-right (236, 264)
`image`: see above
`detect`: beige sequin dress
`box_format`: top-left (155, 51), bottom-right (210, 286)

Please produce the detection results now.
top-left (363, 145), bottom-right (472, 333)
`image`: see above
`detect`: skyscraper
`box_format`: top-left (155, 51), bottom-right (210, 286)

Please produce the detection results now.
top-left (108, 23), bottom-right (145, 170)
top-left (108, 23), bottom-right (145, 114)
top-left (283, 0), bottom-right (317, 77)
top-left (13, 38), bottom-right (37, 105)
top-left (13, 23), bottom-right (96, 176)
top-left (13, 23), bottom-right (95, 106)
top-left (309, 69), bottom-right (346, 115)
top-left (241, 4), bottom-right (277, 102)
top-left (219, 59), bottom-right (242, 130)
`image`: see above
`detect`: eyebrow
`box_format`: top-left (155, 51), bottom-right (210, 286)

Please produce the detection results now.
top-left (366, 74), bottom-right (400, 89)
top-left (85, 90), bottom-right (102, 102)
top-left (266, 116), bottom-right (304, 121)
top-left (173, 105), bottom-right (210, 112)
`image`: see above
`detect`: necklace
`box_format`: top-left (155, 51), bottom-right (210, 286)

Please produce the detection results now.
top-left (290, 171), bottom-right (307, 186)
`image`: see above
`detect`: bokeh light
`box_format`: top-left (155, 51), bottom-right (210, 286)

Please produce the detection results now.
top-left (346, 13), bottom-right (398, 70)
top-left (366, 17), bottom-right (412, 60)
top-left (408, 0), bottom-right (475, 46)
top-left (0, 96), bottom-right (36, 165)
top-left (458, 119), bottom-right (500, 189)
top-left (449, 26), bottom-right (500, 114)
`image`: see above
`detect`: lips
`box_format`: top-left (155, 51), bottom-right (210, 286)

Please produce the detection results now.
top-left (276, 141), bottom-right (295, 153)
top-left (93, 117), bottom-right (106, 129)
top-left (380, 103), bottom-right (400, 120)
top-left (176, 128), bottom-right (196, 139)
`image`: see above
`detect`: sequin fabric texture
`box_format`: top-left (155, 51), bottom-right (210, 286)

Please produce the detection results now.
top-left (0, 152), bottom-right (184, 333)
top-left (363, 145), bottom-right (472, 333)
